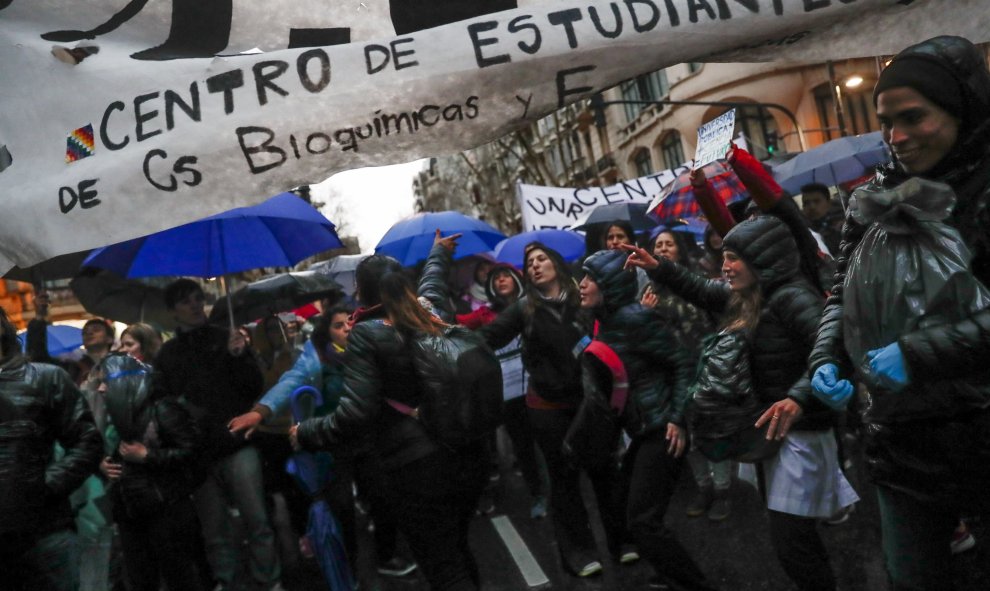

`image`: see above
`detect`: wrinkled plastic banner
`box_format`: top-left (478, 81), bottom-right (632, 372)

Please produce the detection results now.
top-left (0, 0), bottom-right (986, 274)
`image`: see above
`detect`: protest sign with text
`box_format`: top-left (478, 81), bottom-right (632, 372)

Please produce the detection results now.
top-left (694, 109), bottom-right (736, 169)
top-left (0, 0), bottom-right (987, 274)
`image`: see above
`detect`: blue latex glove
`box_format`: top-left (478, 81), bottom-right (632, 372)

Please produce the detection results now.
top-left (811, 364), bottom-right (855, 410)
top-left (866, 342), bottom-right (910, 393)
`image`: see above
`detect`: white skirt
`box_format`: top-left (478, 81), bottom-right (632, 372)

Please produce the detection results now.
top-left (738, 429), bottom-right (859, 518)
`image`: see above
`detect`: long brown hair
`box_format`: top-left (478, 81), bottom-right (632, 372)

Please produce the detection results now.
top-left (723, 286), bottom-right (762, 332)
top-left (379, 271), bottom-right (445, 336)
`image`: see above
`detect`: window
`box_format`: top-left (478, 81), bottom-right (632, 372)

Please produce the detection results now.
top-left (620, 69), bottom-right (670, 122)
top-left (730, 105), bottom-right (779, 160)
top-left (660, 132), bottom-right (685, 170)
top-left (688, 62), bottom-right (703, 73)
top-left (633, 149), bottom-right (652, 177)
top-left (813, 82), bottom-right (877, 140)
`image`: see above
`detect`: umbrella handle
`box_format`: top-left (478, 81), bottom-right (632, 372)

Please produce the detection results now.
top-left (219, 275), bottom-right (235, 332)
top-left (290, 386), bottom-right (324, 423)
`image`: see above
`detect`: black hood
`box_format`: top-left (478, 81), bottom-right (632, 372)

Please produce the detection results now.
top-left (581, 249), bottom-right (638, 315)
top-left (101, 353), bottom-right (154, 440)
top-left (722, 215), bottom-right (799, 294)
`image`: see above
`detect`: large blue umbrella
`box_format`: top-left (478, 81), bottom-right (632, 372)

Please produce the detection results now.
top-left (772, 132), bottom-right (889, 194)
top-left (17, 324), bottom-right (82, 357)
top-left (83, 193), bottom-right (343, 278)
top-left (375, 211), bottom-right (506, 267)
top-left (493, 229), bottom-right (585, 269)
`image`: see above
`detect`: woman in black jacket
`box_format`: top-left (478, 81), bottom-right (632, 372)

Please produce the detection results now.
top-left (481, 242), bottom-right (623, 577)
top-left (625, 214), bottom-right (857, 591)
top-left (293, 234), bottom-right (487, 591)
top-left (96, 352), bottom-right (205, 591)
top-left (578, 249), bottom-right (717, 590)
top-left (809, 35), bottom-right (990, 590)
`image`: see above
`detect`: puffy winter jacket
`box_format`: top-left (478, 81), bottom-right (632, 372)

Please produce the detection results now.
top-left (581, 250), bottom-right (692, 437)
top-left (295, 246), bottom-right (456, 470)
top-left (102, 354), bottom-right (199, 518)
top-left (0, 355), bottom-right (102, 534)
top-left (649, 215), bottom-right (832, 431)
top-left (808, 36), bottom-right (990, 503)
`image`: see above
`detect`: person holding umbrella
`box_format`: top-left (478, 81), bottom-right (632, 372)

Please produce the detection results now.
top-left (153, 278), bottom-right (281, 591)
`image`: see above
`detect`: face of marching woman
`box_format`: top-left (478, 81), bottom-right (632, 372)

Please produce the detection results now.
top-left (117, 333), bottom-right (143, 361)
top-left (653, 231), bottom-right (680, 262)
top-left (578, 274), bottom-right (603, 309)
top-left (604, 225), bottom-right (633, 251)
top-left (525, 248), bottom-right (558, 292)
top-left (722, 250), bottom-right (756, 292)
top-left (491, 269), bottom-right (519, 299)
top-left (877, 86), bottom-right (960, 175)
top-left (329, 312), bottom-right (351, 350)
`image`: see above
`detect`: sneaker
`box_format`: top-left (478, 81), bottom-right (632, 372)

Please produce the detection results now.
top-left (707, 489), bottom-right (731, 522)
top-left (477, 490), bottom-right (496, 515)
top-left (530, 495), bottom-right (548, 520)
top-left (951, 523), bottom-right (976, 555)
top-left (576, 560), bottom-right (603, 578)
top-left (269, 584), bottom-right (288, 591)
top-left (686, 485), bottom-right (713, 517)
top-left (647, 576), bottom-right (671, 590)
top-left (377, 557), bottom-right (418, 577)
top-left (824, 504), bottom-right (855, 526)
top-left (619, 549), bottom-right (640, 564)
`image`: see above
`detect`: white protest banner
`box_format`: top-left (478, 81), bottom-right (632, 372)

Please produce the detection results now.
top-left (1, 0), bottom-right (987, 274)
top-left (694, 109), bottom-right (736, 169)
top-left (518, 165), bottom-right (689, 231)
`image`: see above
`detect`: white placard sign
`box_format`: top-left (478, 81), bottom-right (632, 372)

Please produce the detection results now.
top-left (1, 0), bottom-right (988, 275)
top-left (694, 109), bottom-right (736, 169)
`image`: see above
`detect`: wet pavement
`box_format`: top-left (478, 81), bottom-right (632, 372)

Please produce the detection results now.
top-left (276, 430), bottom-right (988, 591)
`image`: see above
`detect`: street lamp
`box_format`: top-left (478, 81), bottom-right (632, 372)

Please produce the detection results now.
top-left (844, 75), bottom-right (864, 89)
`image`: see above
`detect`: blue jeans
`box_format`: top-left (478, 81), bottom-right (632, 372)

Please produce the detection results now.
top-left (0, 528), bottom-right (79, 591)
top-left (194, 445), bottom-right (281, 588)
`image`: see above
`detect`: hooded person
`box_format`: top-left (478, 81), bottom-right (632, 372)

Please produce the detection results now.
top-left (625, 214), bottom-right (858, 591)
top-left (809, 35), bottom-right (990, 589)
top-left (96, 352), bottom-right (206, 591)
top-left (574, 250), bottom-right (716, 591)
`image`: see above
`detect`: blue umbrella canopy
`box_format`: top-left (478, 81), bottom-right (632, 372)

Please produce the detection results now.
top-left (17, 324), bottom-right (82, 357)
top-left (83, 193), bottom-right (343, 278)
top-left (772, 132), bottom-right (890, 195)
top-left (375, 211), bottom-right (506, 267)
top-left (493, 229), bottom-right (585, 269)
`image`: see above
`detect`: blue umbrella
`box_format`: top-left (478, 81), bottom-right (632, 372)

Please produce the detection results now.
top-left (375, 211), bottom-right (506, 267)
top-left (493, 229), bottom-right (585, 269)
top-left (83, 193), bottom-right (343, 328)
top-left (83, 193), bottom-right (343, 278)
top-left (772, 132), bottom-right (890, 195)
top-left (17, 324), bottom-right (82, 357)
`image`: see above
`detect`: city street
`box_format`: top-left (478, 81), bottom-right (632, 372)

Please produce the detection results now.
top-left (281, 432), bottom-right (989, 591)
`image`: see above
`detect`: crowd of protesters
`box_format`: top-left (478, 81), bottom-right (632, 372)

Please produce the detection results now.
top-left (1, 34), bottom-right (989, 591)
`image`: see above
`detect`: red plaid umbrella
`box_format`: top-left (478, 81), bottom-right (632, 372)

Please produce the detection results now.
top-left (647, 161), bottom-right (748, 224)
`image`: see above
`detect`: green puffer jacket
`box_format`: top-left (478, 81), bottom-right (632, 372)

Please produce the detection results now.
top-left (582, 250), bottom-right (692, 438)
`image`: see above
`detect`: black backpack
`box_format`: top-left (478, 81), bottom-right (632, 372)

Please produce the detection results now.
top-left (388, 325), bottom-right (504, 448)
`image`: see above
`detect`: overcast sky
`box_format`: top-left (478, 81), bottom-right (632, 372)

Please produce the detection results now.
top-left (312, 159), bottom-right (426, 253)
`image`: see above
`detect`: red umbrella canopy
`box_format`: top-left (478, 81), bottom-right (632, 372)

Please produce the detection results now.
top-left (647, 161), bottom-right (749, 225)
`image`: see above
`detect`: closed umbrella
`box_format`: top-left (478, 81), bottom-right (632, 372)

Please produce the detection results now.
top-left (83, 193), bottom-right (344, 329)
top-left (375, 211), bottom-right (505, 267)
top-left (208, 271), bottom-right (342, 326)
top-left (4, 250), bottom-right (91, 284)
top-left (771, 131), bottom-right (889, 194)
